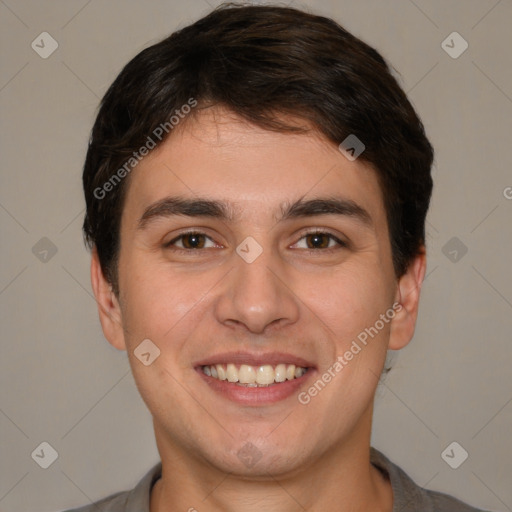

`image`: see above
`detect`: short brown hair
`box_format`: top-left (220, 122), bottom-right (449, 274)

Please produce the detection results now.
top-left (83, 3), bottom-right (434, 294)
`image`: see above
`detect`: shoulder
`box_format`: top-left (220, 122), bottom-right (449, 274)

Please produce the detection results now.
top-left (60, 491), bottom-right (128, 512)
top-left (426, 488), bottom-right (489, 511)
top-left (59, 462), bottom-right (162, 512)
top-left (370, 447), bottom-right (488, 512)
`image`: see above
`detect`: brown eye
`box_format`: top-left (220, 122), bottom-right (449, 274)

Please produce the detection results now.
top-left (166, 232), bottom-right (216, 250)
top-left (305, 233), bottom-right (331, 249)
top-left (293, 231), bottom-right (347, 250)
top-left (181, 233), bottom-right (206, 249)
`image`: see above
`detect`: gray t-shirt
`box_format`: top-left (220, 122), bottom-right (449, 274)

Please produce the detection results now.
top-left (62, 447), bottom-right (487, 511)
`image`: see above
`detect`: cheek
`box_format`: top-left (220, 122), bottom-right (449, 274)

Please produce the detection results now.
top-left (118, 255), bottom-right (218, 350)
top-left (304, 262), bottom-right (392, 342)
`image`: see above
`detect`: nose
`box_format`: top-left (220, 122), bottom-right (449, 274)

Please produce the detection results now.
top-left (213, 245), bottom-right (300, 335)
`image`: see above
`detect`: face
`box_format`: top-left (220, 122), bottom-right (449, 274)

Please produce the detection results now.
top-left (93, 107), bottom-right (424, 478)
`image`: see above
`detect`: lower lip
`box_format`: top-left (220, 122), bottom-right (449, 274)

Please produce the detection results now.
top-left (196, 368), bottom-right (315, 405)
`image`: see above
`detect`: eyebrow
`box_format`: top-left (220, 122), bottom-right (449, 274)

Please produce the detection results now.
top-left (137, 196), bottom-right (372, 229)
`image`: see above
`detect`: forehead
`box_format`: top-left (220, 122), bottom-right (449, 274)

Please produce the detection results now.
top-left (122, 107), bottom-right (387, 230)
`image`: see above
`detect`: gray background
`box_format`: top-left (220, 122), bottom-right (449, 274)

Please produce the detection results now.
top-left (1, 0), bottom-right (511, 510)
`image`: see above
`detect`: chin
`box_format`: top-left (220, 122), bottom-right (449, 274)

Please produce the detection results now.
top-left (197, 434), bottom-right (312, 479)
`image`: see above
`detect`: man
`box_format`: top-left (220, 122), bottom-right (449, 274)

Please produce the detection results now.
top-left (65, 3), bottom-right (487, 511)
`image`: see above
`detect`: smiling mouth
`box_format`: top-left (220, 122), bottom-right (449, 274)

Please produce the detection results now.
top-left (201, 363), bottom-right (309, 387)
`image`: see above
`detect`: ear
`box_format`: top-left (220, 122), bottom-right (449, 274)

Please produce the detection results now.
top-left (388, 249), bottom-right (427, 350)
top-left (90, 247), bottom-right (127, 351)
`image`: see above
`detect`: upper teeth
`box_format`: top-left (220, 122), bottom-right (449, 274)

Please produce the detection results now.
top-left (202, 363), bottom-right (307, 386)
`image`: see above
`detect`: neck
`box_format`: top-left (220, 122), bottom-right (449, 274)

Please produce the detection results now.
top-left (150, 409), bottom-right (392, 512)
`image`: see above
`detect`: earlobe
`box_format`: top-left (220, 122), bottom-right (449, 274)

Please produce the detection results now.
top-left (90, 248), bottom-right (127, 351)
top-left (388, 249), bottom-right (427, 350)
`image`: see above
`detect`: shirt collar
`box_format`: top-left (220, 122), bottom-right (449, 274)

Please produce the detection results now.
top-left (126, 448), bottom-right (430, 512)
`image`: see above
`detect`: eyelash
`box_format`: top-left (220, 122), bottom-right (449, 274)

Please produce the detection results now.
top-left (164, 229), bottom-right (348, 253)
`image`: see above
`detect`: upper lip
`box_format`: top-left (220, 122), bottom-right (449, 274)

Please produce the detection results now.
top-left (194, 351), bottom-right (316, 369)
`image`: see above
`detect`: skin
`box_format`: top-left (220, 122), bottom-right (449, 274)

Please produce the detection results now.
top-left (91, 107), bottom-right (426, 512)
